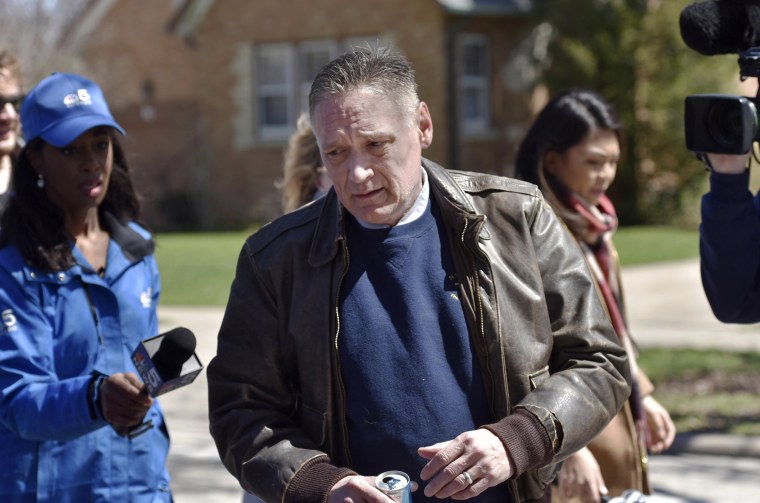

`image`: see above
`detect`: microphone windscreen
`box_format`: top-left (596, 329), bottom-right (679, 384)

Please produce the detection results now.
top-left (680, 1), bottom-right (760, 55)
top-left (151, 327), bottom-right (196, 380)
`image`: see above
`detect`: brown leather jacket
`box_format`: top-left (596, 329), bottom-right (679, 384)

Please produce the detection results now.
top-left (208, 159), bottom-right (630, 502)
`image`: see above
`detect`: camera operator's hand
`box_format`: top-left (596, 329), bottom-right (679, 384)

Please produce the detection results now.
top-left (706, 152), bottom-right (751, 174)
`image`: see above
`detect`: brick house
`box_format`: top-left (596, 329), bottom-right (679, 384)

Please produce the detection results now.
top-left (62, 0), bottom-right (545, 230)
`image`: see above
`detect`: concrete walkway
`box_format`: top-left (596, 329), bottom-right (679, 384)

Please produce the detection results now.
top-left (622, 259), bottom-right (760, 352)
top-left (156, 258), bottom-right (760, 502)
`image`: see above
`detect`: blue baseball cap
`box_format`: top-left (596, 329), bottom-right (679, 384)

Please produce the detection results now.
top-left (20, 72), bottom-right (125, 147)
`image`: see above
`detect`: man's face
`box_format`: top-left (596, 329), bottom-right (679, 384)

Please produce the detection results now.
top-left (312, 88), bottom-right (433, 226)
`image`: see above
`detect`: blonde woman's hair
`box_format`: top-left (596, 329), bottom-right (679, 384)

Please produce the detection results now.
top-left (278, 113), bottom-right (324, 213)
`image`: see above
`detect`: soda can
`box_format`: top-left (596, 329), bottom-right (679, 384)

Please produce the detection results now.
top-left (376, 470), bottom-right (412, 503)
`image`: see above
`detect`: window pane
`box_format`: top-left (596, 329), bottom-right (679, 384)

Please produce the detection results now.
top-left (463, 44), bottom-right (487, 76)
top-left (457, 35), bottom-right (489, 134)
top-left (298, 42), bottom-right (337, 112)
top-left (257, 46), bottom-right (289, 85)
top-left (254, 43), bottom-right (294, 137)
top-left (462, 88), bottom-right (483, 121)
top-left (260, 96), bottom-right (289, 126)
top-left (303, 49), bottom-right (332, 79)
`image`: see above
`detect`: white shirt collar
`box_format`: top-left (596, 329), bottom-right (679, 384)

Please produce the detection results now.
top-left (354, 167), bottom-right (429, 229)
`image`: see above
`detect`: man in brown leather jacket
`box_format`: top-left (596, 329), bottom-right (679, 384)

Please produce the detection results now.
top-left (208, 47), bottom-right (630, 503)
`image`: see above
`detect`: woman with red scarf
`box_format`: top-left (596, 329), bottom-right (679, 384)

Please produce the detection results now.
top-left (515, 90), bottom-right (676, 503)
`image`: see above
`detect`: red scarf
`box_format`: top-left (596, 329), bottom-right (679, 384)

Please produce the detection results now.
top-left (567, 193), bottom-right (648, 444)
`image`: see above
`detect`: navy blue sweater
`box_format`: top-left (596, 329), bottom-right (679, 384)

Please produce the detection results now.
top-left (340, 199), bottom-right (509, 502)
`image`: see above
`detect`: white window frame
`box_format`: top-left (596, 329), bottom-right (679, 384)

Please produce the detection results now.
top-left (245, 35), bottom-right (393, 145)
top-left (457, 33), bottom-right (490, 135)
top-left (254, 43), bottom-right (296, 141)
top-left (297, 40), bottom-right (339, 114)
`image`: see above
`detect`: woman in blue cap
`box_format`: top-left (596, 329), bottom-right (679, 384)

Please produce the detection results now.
top-left (0, 73), bottom-right (172, 501)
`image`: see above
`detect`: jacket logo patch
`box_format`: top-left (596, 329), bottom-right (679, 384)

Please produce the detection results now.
top-left (140, 288), bottom-right (152, 308)
top-left (2, 309), bottom-right (18, 333)
top-left (447, 274), bottom-right (460, 301)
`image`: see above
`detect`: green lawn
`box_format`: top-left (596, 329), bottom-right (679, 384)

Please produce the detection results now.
top-left (154, 231), bottom-right (249, 306)
top-left (614, 225), bottom-right (699, 267)
top-left (638, 348), bottom-right (760, 435)
top-left (155, 227), bottom-right (758, 435)
top-left (155, 225), bottom-right (700, 305)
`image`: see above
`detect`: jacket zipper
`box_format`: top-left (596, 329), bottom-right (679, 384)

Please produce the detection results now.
top-left (82, 281), bottom-right (105, 347)
top-left (462, 218), bottom-right (520, 502)
top-left (334, 241), bottom-right (352, 465)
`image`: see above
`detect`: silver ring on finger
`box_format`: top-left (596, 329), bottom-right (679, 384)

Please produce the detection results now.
top-left (462, 470), bottom-right (473, 486)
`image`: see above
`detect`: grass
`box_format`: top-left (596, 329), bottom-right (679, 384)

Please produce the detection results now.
top-left (638, 348), bottom-right (760, 435)
top-left (613, 229), bottom-right (760, 436)
top-left (154, 231), bottom-right (249, 306)
top-left (154, 225), bottom-right (758, 436)
top-left (155, 225), bottom-right (701, 305)
top-left (614, 225), bottom-right (699, 267)
top-left (636, 348), bottom-right (760, 383)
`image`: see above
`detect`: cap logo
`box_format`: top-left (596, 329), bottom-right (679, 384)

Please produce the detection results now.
top-left (63, 88), bottom-right (93, 108)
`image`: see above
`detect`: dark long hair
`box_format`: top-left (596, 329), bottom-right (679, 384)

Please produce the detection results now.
top-left (514, 89), bottom-right (622, 239)
top-left (515, 89), bottom-right (622, 186)
top-left (0, 129), bottom-right (142, 271)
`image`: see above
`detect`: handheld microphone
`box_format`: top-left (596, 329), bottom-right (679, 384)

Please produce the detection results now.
top-left (131, 327), bottom-right (204, 397)
top-left (151, 326), bottom-right (196, 380)
top-left (679, 1), bottom-right (760, 56)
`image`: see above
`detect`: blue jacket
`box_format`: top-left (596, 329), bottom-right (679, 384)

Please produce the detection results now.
top-left (700, 170), bottom-right (760, 323)
top-left (0, 217), bottom-right (171, 502)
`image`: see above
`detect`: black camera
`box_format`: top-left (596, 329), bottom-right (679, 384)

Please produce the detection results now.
top-left (684, 94), bottom-right (758, 154)
top-left (684, 47), bottom-right (760, 154)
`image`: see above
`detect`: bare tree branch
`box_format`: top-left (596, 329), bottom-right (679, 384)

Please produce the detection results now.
top-left (0, 0), bottom-right (90, 88)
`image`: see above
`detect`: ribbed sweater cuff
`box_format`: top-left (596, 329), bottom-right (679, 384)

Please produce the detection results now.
top-left (480, 408), bottom-right (553, 478)
top-left (284, 456), bottom-right (357, 503)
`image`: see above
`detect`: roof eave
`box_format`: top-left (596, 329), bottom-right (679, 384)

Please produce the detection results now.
top-left (166, 0), bottom-right (215, 38)
top-left (436, 0), bottom-right (533, 16)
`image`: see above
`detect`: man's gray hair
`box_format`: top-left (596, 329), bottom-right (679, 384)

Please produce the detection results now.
top-left (308, 46), bottom-right (420, 122)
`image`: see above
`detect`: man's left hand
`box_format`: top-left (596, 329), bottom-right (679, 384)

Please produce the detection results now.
top-left (418, 429), bottom-right (512, 500)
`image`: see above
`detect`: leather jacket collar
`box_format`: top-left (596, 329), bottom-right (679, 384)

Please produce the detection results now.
top-left (309, 158), bottom-right (490, 266)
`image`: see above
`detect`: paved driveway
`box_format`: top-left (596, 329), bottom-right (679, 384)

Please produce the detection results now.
top-left (156, 258), bottom-right (760, 502)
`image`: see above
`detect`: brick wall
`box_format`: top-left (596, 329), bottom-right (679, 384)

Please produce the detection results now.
top-left (74, 0), bottom-right (534, 229)
top-left (189, 0), bottom-right (451, 227)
